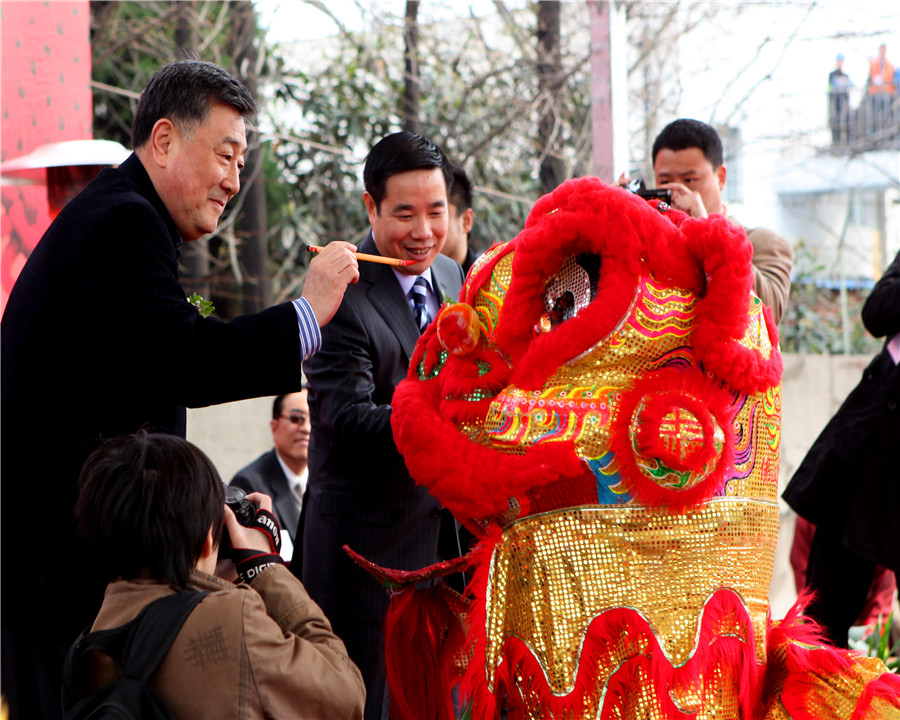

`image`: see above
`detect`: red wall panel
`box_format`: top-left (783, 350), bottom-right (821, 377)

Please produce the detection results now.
top-left (1, 1), bottom-right (92, 312)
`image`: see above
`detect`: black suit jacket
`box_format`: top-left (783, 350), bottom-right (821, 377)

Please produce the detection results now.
top-left (1, 154), bottom-right (304, 647)
top-left (296, 234), bottom-right (464, 719)
top-left (783, 250), bottom-right (900, 570)
top-left (231, 449), bottom-right (301, 545)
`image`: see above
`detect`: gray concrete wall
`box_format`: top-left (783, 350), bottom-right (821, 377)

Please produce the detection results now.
top-left (186, 352), bottom-right (879, 616)
top-left (187, 395), bottom-right (273, 483)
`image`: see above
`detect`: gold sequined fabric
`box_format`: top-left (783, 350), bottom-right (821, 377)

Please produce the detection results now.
top-left (391, 180), bottom-right (900, 719)
top-left (462, 247), bottom-right (790, 716)
top-left (468, 257), bottom-right (782, 514)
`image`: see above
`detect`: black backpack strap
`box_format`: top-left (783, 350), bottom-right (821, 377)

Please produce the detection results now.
top-left (120, 591), bottom-right (209, 681)
top-left (62, 590), bottom-right (209, 711)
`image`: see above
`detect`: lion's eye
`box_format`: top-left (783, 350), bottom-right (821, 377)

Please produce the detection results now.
top-left (542, 255), bottom-right (600, 326)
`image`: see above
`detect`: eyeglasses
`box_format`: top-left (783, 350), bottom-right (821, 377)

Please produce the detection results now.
top-left (279, 413), bottom-right (309, 425)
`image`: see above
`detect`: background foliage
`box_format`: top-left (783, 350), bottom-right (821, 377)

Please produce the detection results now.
top-left (87, 0), bottom-right (895, 355)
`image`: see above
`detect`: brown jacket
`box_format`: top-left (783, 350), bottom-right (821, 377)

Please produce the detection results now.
top-left (731, 220), bottom-right (793, 325)
top-left (89, 565), bottom-right (365, 719)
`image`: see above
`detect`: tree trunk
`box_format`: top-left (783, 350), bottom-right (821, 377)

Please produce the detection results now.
top-left (231, 0), bottom-right (270, 314)
top-left (402, 1), bottom-right (421, 134)
top-left (537, 0), bottom-right (565, 194)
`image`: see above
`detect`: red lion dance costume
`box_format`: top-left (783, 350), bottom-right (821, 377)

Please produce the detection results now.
top-left (357, 178), bottom-right (899, 719)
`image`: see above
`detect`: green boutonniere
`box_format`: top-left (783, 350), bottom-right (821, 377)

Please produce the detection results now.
top-left (187, 292), bottom-right (215, 318)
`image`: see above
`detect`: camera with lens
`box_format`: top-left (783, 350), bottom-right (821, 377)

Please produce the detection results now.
top-left (220, 485), bottom-right (258, 557)
top-left (224, 485), bottom-right (256, 526)
top-left (625, 177), bottom-right (672, 206)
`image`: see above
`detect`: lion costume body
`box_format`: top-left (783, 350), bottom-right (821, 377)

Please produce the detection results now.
top-left (368, 178), bottom-right (899, 719)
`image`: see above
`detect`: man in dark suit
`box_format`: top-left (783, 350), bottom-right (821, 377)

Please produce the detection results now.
top-left (0, 60), bottom-right (358, 720)
top-left (295, 131), bottom-right (466, 720)
top-left (231, 390), bottom-right (311, 561)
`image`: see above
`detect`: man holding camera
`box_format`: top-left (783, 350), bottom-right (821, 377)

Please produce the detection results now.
top-left (622, 119), bottom-right (793, 324)
top-left (70, 431), bottom-right (364, 719)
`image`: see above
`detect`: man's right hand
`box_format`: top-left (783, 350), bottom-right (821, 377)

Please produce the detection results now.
top-left (220, 491), bottom-right (286, 584)
top-left (301, 241), bottom-right (360, 327)
top-left (223, 491), bottom-right (280, 554)
top-left (658, 182), bottom-right (709, 219)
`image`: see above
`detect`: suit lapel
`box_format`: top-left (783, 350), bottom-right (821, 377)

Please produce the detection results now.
top-left (265, 451), bottom-right (300, 540)
top-left (358, 234), bottom-right (420, 358)
top-left (430, 256), bottom-right (463, 306)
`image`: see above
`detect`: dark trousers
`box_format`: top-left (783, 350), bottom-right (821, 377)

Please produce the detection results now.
top-left (804, 523), bottom-right (877, 648)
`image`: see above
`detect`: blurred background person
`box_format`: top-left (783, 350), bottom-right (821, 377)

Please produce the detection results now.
top-left (866, 43), bottom-right (896, 140)
top-left (441, 162), bottom-right (477, 275)
top-left (828, 52), bottom-right (853, 145)
top-left (231, 390), bottom-right (311, 562)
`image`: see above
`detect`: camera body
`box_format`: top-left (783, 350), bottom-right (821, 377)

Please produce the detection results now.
top-left (635, 187), bottom-right (672, 205)
top-left (220, 485), bottom-right (258, 558)
top-left (625, 178), bottom-right (672, 206)
top-left (225, 485), bottom-right (256, 526)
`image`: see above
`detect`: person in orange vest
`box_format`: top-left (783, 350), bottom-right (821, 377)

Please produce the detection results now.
top-left (866, 43), bottom-right (896, 141)
top-left (868, 43), bottom-right (896, 95)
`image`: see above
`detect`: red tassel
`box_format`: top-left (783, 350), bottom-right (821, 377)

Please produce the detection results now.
top-left (383, 583), bottom-right (468, 720)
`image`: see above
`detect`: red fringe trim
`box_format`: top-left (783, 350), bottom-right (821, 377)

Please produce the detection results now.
top-left (463, 585), bottom-right (761, 720)
top-left (849, 672), bottom-right (900, 720)
top-left (763, 592), bottom-right (900, 719)
top-left (384, 583), bottom-right (469, 720)
top-left (480, 179), bottom-right (780, 395)
top-left (457, 536), bottom-right (501, 720)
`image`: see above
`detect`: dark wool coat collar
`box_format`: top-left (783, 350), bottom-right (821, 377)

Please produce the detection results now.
top-left (117, 153), bottom-right (184, 249)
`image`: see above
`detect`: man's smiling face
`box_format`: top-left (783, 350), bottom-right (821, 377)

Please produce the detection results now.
top-left (365, 167), bottom-right (448, 276)
top-left (159, 101), bottom-right (247, 242)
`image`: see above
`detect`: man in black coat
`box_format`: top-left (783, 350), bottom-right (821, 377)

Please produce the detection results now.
top-left (0, 60), bottom-right (359, 720)
top-left (783, 250), bottom-right (900, 647)
top-left (295, 132), bottom-right (466, 720)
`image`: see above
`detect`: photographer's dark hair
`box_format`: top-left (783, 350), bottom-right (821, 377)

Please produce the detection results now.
top-left (75, 431), bottom-right (225, 588)
top-left (448, 163), bottom-right (473, 214)
top-left (652, 119), bottom-right (724, 169)
top-left (131, 59), bottom-right (257, 149)
top-left (363, 131), bottom-right (452, 211)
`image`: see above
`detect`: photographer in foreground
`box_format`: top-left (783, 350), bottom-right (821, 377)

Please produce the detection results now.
top-left (72, 431), bottom-right (365, 719)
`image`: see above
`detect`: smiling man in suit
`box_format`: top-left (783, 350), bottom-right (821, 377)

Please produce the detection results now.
top-left (231, 390), bottom-right (311, 561)
top-left (294, 131), bottom-right (465, 720)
